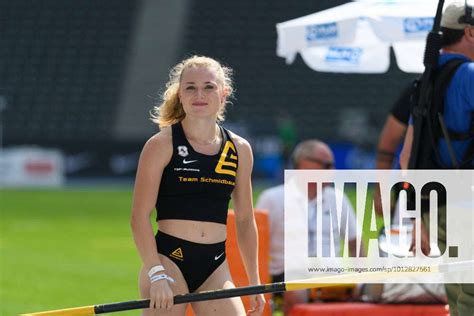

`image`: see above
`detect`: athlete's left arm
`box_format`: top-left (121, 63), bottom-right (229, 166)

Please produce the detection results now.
top-left (231, 136), bottom-right (266, 315)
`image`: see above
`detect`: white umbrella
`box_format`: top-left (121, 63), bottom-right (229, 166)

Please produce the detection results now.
top-left (276, 0), bottom-right (439, 73)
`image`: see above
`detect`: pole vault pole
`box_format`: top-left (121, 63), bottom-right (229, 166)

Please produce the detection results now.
top-left (22, 260), bottom-right (474, 315)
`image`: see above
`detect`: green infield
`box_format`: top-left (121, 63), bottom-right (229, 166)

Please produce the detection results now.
top-left (1, 189), bottom-right (141, 315)
top-left (1, 186), bottom-right (373, 315)
top-left (0, 187), bottom-right (265, 315)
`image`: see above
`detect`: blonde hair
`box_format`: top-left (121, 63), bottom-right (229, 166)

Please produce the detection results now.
top-left (151, 56), bottom-right (234, 129)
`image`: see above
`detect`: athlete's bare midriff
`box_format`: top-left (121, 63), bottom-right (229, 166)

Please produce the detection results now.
top-left (157, 218), bottom-right (226, 244)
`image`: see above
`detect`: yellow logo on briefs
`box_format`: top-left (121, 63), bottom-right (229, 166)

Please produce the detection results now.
top-left (170, 247), bottom-right (184, 261)
top-left (215, 141), bottom-right (238, 176)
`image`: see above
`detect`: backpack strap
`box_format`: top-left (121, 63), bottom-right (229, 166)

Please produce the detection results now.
top-left (432, 58), bottom-right (467, 139)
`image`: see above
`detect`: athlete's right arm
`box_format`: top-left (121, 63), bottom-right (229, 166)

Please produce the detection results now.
top-left (130, 129), bottom-right (174, 310)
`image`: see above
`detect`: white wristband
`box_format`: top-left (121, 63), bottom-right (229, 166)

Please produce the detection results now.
top-left (148, 265), bottom-right (165, 278)
top-left (150, 273), bottom-right (175, 283)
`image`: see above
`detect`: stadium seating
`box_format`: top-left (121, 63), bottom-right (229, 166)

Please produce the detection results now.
top-left (3, 0), bottom-right (415, 148)
top-left (2, 0), bottom-right (137, 143)
top-left (182, 0), bottom-right (414, 143)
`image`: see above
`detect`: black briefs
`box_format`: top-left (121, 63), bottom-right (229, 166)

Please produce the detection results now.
top-left (155, 231), bottom-right (226, 293)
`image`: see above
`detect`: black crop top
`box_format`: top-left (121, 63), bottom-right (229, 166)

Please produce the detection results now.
top-left (156, 122), bottom-right (238, 224)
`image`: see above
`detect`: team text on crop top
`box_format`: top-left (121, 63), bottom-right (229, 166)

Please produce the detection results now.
top-left (155, 122), bottom-right (238, 224)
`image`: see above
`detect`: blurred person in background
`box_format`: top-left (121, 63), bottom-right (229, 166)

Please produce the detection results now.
top-left (400, 2), bottom-right (474, 315)
top-left (256, 140), bottom-right (358, 315)
top-left (374, 83), bottom-right (412, 218)
top-left (370, 83), bottom-right (447, 306)
top-left (277, 111), bottom-right (298, 168)
top-left (130, 55), bottom-right (265, 316)
top-left (375, 84), bottom-right (411, 171)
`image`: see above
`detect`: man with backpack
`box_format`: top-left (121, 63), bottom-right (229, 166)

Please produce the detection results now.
top-left (400, 2), bottom-right (474, 315)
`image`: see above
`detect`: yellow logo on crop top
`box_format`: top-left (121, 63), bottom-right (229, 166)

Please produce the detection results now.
top-left (215, 141), bottom-right (238, 177)
top-left (170, 247), bottom-right (184, 261)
